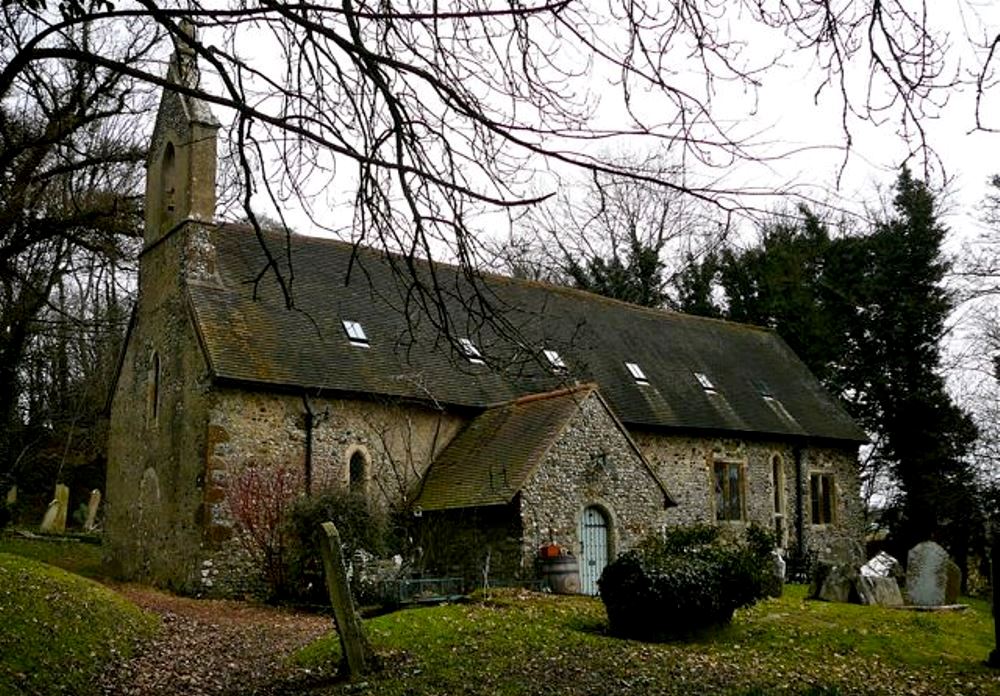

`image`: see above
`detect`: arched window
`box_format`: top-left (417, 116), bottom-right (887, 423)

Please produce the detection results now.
top-left (349, 450), bottom-right (367, 494)
top-left (162, 141), bottom-right (177, 219)
top-left (772, 455), bottom-right (786, 546)
top-left (147, 351), bottom-right (160, 424)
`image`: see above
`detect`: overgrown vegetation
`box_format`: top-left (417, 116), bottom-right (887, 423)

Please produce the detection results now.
top-left (598, 524), bottom-right (774, 640)
top-left (0, 552), bottom-right (157, 696)
top-left (294, 586), bottom-right (999, 695)
top-left (282, 489), bottom-right (392, 605)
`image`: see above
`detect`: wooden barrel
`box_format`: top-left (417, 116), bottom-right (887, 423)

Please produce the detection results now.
top-left (540, 555), bottom-right (581, 594)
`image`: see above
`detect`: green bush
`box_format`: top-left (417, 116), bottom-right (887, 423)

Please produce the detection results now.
top-left (598, 524), bottom-right (774, 640)
top-left (282, 489), bottom-right (392, 605)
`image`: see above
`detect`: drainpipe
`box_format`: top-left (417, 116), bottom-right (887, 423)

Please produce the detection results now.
top-left (302, 394), bottom-right (314, 496)
top-left (794, 444), bottom-right (805, 562)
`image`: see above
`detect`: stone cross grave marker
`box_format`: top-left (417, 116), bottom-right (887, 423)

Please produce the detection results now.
top-left (906, 540), bottom-right (961, 606)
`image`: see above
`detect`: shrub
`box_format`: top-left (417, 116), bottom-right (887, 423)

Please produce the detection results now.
top-left (282, 489), bottom-right (392, 606)
top-left (225, 464), bottom-right (303, 600)
top-left (598, 524), bottom-right (774, 640)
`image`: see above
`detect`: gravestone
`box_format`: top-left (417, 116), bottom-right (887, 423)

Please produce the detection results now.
top-left (906, 541), bottom-right (962, 606)
top-left (316, 521), bottom-right (379, 679)
top-left (83, 489), bottom-right (101, 531)
top-left (810, 536), bottom-right (865, 603)
top-left (858, 551), bottom-right (905, 606)
top-left (861, 551), bottom-right (903, 580)
top-left (39, 484), bottom-right (70, 533)
top-left (811, 562), bottom-right (859, 603)
top-left (764, 548), bottom-right (786, 598)
top-left (5, 485), bottom-right (15, 505)
top-left (857, 575), bottom-right (904, 607)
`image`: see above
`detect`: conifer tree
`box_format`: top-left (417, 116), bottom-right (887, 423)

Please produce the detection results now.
top-left (677, 170), bottom-right (979, 572)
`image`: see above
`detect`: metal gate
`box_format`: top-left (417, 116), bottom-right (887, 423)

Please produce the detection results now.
top-left (579, 506), bottom-right (609, 595)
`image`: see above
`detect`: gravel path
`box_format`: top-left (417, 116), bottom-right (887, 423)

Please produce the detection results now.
top-left (98, 585), bottom-right (334, 696)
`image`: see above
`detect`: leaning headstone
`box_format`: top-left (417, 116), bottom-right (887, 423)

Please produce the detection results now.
top-left (906, 541), bottom-right (962, 606)
top-left (39, 499), bottom-right (60, 532)
top-left (810, 536), bottom-right (866, 603)
top-left (83, 489), bottom-right (101, 531)
top-left (811, 562), bottom-right (859, 603)
top-left (861, 551), bottom-right (903, 580)
top-left (39, 484), bottom-right (70, 533)
top-left (857, 575), bottom-right (904, 607)
top-left (316, 521), bottom-right (379, 679)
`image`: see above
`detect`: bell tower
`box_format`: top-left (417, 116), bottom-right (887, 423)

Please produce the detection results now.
top-left (145, 20), bottom-right (220, 246)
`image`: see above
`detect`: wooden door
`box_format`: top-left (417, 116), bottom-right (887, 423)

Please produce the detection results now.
top-left (580, 506), bottom-right (609, 595)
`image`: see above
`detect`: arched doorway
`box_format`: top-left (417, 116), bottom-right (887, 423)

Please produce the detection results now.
top-left (579, 506), bottom-right (610, 595)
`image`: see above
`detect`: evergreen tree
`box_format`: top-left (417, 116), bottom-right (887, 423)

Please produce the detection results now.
top-left (676, 170), bottom-right (979, 572)
top-left (564, 235), bottom-right (668, 308)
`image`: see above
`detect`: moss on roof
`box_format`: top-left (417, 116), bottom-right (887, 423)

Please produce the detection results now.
top-left (186, 223), bottom-right (867, 443)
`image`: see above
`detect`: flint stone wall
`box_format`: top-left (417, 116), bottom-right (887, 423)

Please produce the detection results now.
top-left (419, 393), bottom-right (668, 584)
top-left (518, 394), bottom-right (668, 566)
top-left (632, 432), bottom-right (862, 556)
top-left (199, 389), bottom-right (465, 595)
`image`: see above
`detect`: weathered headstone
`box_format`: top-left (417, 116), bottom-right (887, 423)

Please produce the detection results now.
top-left (39, 484), bottom-right (70, 533)
top-left (764, 548), bottom-right (786, 598)
top-left (809, 536), bottom-right (867, 603)
top-left (316, 521), bottom-right (378, 679)
top-left (83, 489), bottom-right (101, 531)
top-left (811, 562), bottom-right (859, 603)
top-left (857, 575), bottom-right (904, 607)
top-left (906, 541), bottom-right (962, 606)
top-left (861, 551), bottom-right (903, 580)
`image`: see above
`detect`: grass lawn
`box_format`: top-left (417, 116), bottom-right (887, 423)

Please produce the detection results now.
top-left (295, 586), bottom-right (1000, 696)
top-left (0, 551), bottom-right (158, 696)
top-left (0, 533), bottom-right (105, 578)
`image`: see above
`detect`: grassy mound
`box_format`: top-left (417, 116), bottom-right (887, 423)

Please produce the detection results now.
top-left (293, 586), bottom-right (1000, 695)
top-left (0, 552), bottom-right (158, 695)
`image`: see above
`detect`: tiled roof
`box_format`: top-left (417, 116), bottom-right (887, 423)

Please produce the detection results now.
top-left (413, 384), bottom-right (674, 511)
top-left (186, 223), bottom-right (867, 443)
top-left (414, 385), bottom-right (594, 510)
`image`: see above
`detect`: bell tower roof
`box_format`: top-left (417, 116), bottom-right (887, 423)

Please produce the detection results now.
top-left (145, 19), bottom-right (220, 244)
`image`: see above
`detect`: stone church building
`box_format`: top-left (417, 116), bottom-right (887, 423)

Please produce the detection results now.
top-left (105, 38), bottom-right (867, 596)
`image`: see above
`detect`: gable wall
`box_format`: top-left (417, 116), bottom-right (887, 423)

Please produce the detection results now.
top-left (519, 395), bottom-right (667, 567)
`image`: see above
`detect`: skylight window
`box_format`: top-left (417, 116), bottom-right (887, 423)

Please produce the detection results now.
top-left (543, 348), bottom-right (567, 370)
top-left (694, 372), bottom-right (716, 392)
top-left (342, 320), bottom-right (369, 347)
top-left (459, 337), bottom-right (485, 365)
top-left (625, 361), bottom-right (649, 385)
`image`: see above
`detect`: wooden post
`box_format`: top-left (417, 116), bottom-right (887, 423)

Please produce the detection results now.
top-left (989, 521), bottom-right (1000, 668)
top-left (316, 521), bottom-right (378, 678)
